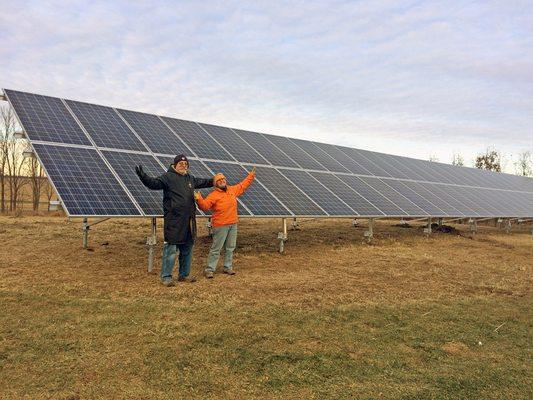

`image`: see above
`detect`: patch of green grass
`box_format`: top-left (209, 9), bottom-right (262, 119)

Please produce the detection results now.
top-left (1, 287), bottom-right (531, 399)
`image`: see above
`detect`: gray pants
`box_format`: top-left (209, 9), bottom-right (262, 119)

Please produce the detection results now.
top-left (206, 223), bottom-right (238, 272)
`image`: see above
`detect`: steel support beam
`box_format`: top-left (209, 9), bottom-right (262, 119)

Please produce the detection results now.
top-left (364, 218), bottom-right (374, 242)
top-left (278, 218), bottom-right (288, 253)
top-left (147, 218), bottom-right (157, 273)
top-left (424, 217), bottom-right (432, 236)
top-left (82, 218), bottom-right (89, 248)
top-left (291, 217), bottom-right (300, 230)
top-left (469, 218), bottom-right (477, 234)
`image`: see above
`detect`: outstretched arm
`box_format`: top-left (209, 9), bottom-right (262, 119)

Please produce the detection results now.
top-left (192, 176), bottom-right (214, 189)
top-left (195, 191), bottom-right (214, 212)
top-left (135, 165), bottom-right (167, 190)
top-left (233, 167), bottom-right (256, 197)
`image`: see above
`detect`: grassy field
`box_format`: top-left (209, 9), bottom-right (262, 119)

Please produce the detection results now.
top-left (0, 216), bottom-right (532, 399)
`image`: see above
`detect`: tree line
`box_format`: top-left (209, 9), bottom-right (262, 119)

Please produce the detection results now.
top-left (0, 106), bottom-right (54, 213)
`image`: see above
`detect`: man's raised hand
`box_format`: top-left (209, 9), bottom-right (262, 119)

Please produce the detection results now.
top-left (250, 166), bottom-right (256, 174)
top-left (194, 191), bottom-right (202, 200)
top-left (135, 165), bottom-right (145, 178)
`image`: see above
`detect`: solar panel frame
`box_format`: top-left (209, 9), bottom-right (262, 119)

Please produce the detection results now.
top-left (32, 144), bottom-right (142, 217)
top-left (340, 174), bottom-right (408, 216)
top-left (65, 100), bottom-right (148, 152)
top-left (4, 89), bottom-right (93, 146)
top-left (101, 150), bottom-right (167, 216)
top-left (288, 138), bottom-right (351, 173)
top-left (199, 123), bottom-right (271, 165)
top-left (116, 109), bottom-right (191, 156)
top-left (358, 176), bottom-right (429, 216)
top-left (161, 117), bottom-right (235, 161)
top-left (231, 128), bottom-right (300, 168)
top-left (245, 165), bottom-right (327, 216)
top-left (262, 134), bottom-right (327, 171)
top-left (278, 168), bottom-right (357, 216)
top-left (5, 88), bottom-right (532, 220)
top-left (204, 161), bottom-right (291, 216)
top-left (309, 172), bottom-right (384, 216)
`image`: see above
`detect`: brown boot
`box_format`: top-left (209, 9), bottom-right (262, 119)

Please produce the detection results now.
top-left (204, 271), bottom-right (214, 279)
top-left (223, 269), bottom-right (236, 275)
top-left (177, 275), bottom-right (197, 283)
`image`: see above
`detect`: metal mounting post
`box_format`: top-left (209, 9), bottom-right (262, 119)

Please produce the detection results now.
top-left (147, 218), bottom-right (157, 273)
top-left (352, 218), bottom-right (359, 227)
top-left (364, 218), bottom-right (374, 243)
top-left (206, 217), bottom-right (212, 237)
top-left (278, 218), bottom-right (288, 253)
top-left (505, 219), bottom-right (512, 234)
top-left (82, 218), bottom-right (89, 248)
top-left (469, 218), bottom-right (477, 234)
top-left (424, 217), bottom-right (432, 236)
top-left (438, 217), bottom-right (443, 227)
top-left (291, 217), bottom-right (300, 230)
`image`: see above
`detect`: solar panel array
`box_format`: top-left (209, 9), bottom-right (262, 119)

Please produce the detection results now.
top-left (4, 88), bottom-right (533, 218)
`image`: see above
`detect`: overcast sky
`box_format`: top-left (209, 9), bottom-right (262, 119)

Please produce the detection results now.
top-left (1, 0), bottom-right (532, 171)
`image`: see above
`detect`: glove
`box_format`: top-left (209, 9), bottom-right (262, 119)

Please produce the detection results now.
top-left (135, 165), bottom-right (145, 178)
top-left (194, 191), bottom-right (202, 200)
top-left (250, 166), bottom-right (256, 174)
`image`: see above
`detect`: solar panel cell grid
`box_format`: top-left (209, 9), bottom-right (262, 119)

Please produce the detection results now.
top-left (232, 129), bottom-right (299, 168)
top-left (66, 100), bottom-right (147, 151)
top-left (262, 134), bottom-right (326, 171)
top-left (117, 109), bottom-right (189, 155)
top-left (341, 175), bottom-right (407, 215)
top-left (6, 89), bottom-right (532, 218)
top-left (279, 169), bottom-right (355, 215)
top-left (381, 179), bottom-right (446, 216)
top-left (313, 142), bottom-right (373, 175)
top-left (246, 166), bottom-right (326, 216)
top-left (5, 89), bottom-right (92, 146)
top-left (162, 118), bottom-right (235, 161)
top-left (204, 161), bottom-right (288, 215)
top-left (289, 139), bottom-right (350, 173)
top-left (310, 172), bottom-right (383, 216)
top-left (199, 124), bottom-right (270, 165)
top-left (33, 144), bottom-right (141, 216)
top-left (102, 151), bottom-right (165, 216)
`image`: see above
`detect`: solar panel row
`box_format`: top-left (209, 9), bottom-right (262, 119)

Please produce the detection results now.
top-left (4, 88), bottom-right (532, 219)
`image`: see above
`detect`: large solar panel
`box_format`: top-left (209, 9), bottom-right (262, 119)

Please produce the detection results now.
top-left (232, 129), bottom-right (299, 168)
top-left (199, 123), bottom-right (270, 165)
top-left (33, 144), bottom-right (141, 216)
top-left (204, 161), bottom-right (290, 216)
top-left (117, 109), bottom-right (189, 155)
top-left (66, 100), bottom-right (147, 151)
top-left (247, 166), bottom-right (326, 216)
top-left (4, 90), bottom-right (91, 146)
top-left (309, 172), bottom-right (383, 216)
top-left (262, 134), bottom-right (326, 171)
top-left (278, 169), bottom-right (355, 215)
top-left (102, 150), bottom-right (165, 216)
top-left (161, 117), bottom-right (234, 161)
top-left (4, 88), bottom-right (532, 219)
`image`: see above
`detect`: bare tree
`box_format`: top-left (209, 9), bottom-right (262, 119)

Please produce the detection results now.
top-left (28, 155), bottom-right (45, 211)
top-left (0, 105), bottom-right (12, 212)
top-left (514, 151), bottom-right (532, 176)
top-left (44, 180), bottom-right (55, 211)
top-left (1, 106), bottom-right (27, 211)
top-left (451, 152), bottom-right (464, 166)
top-left (475, 148), bottom-right (502, 172)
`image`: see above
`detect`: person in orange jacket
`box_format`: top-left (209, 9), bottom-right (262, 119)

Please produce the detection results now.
top-left (194, 167), bottom-right (256, 278)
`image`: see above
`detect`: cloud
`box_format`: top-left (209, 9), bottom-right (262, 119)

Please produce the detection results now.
top-left (0, 0), bottom-right (532, 169)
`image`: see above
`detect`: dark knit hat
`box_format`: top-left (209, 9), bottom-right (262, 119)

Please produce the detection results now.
top-left (173, 154), bottom-right (188, 165)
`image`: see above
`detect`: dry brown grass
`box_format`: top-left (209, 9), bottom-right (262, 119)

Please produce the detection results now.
top-left (1, 216), bottom-right (532, 399)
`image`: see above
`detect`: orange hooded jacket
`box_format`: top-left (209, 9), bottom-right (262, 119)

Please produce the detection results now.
top-left (196, 172), bottom-right (255, 228)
